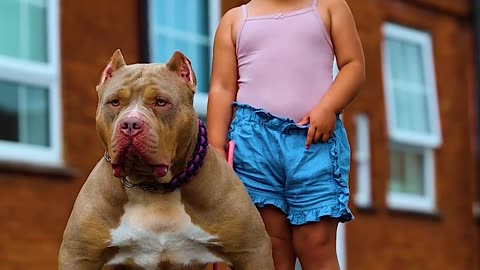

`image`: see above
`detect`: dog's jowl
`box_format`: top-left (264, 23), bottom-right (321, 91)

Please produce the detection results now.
top-left (58, 50), bottom-right (273, 270)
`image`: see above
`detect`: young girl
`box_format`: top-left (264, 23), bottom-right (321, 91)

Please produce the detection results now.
top-left (207, 0), bottom-right (364, 269)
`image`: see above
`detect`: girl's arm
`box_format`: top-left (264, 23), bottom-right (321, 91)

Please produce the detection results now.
top-left (299, 0), bottom-right (365, 147)
top-left (207, 9), bottom-right (240, 158)
top-left (318, 0), bottom-right (365, 113)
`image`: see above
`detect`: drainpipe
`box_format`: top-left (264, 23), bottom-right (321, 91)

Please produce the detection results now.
top-left (472, 1), bottom-right (480, 269)
top-left (473, 0), bottom-right (480, 219)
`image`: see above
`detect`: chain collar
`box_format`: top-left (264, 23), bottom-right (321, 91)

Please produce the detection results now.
top-left (103, 119), bottom-right (208, 193)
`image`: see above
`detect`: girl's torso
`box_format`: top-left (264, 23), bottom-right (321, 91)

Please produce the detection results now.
top-left (234, 0), bottom-right (335, 122)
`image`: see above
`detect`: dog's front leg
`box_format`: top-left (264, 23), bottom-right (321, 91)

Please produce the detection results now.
top-left (229, 248), bottom-right (275, 270)
top-left (58, 240), bottom-right (111, 270)
top-left (58, 255), bottom-right (105, 270)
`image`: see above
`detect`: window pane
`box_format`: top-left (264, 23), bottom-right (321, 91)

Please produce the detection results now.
top-left (153, 34), bottom-right (174, 63)
top-left (151, 0), bottom-right (167, 26)
top-left (393, 86), bottom-right (410, 131)
top-left (389, 148), bottom-right (425, 195)
top-left (393, 86), bottom-right (430, 134)
top-left (173, 0), bottom-right (189, 32)
top-left (25, 85), bottom-right (50, 145)
top-left (404, 42), bottom-right (424, 85)
top-left (191, 44), bottom-right (210, 92)
top-left (0, 0), bottom-right (21, 59)
top-left (386, 33), bottom-right (434, 137)
top-left (386, 38), bottom-right (407, 82)
top-left (0, 0), bottom-right (47, 62)
top-left (27, 2), bottom-right (48, 62)
top-left (0, 81), bottom-right (20, 142)
top-left (410, 91), bottom-right (430, 133)
top-left (150, 0), bottom-right (212, 94)
top-left (0, 81), bottom-right (50, 146)
top-left (191, 0), bottom-right (209, 35)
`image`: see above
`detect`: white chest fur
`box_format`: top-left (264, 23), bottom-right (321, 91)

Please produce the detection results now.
top-left (106, 190), bottom-right (224, 269)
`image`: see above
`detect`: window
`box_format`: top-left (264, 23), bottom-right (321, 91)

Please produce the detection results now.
top-left (0, 0), bottom-right (61, 166)
top-left (148, 0), bottom-right (220, 117)
top-left (354, 113), bottom-right (372, 208)
top-left (382, 23), bottom-right (441, 213)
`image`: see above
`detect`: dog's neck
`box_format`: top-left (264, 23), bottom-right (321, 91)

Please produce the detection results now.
top-left (170, 120), bottom-right (200, 178)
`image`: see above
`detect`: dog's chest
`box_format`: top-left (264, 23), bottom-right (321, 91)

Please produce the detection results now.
top-left (106, 191), bottom-right (222, 269)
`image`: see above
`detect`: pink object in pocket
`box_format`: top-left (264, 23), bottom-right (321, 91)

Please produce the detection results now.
top-left (226, 141), bottom-right (235, 167)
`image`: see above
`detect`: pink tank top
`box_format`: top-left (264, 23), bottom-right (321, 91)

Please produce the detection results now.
top-left (235, 0), bottom-right (334, 122)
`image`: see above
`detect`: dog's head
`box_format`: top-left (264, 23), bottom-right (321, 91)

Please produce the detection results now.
top-left (95, 49), bottom-right (198, 180)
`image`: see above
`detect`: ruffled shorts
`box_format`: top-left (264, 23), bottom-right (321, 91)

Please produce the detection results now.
top-left (227, 103), bottom-right (354, 225)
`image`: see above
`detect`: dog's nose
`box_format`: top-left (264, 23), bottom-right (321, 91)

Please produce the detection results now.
top-left (119, 117), bottom-right (144, 136)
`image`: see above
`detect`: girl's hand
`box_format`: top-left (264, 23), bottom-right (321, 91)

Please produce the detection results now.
top-left (297, 104), bottom-right (336, 148)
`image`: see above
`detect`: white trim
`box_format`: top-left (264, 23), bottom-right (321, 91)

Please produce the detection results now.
top-left (148, 0), bottom-right (220, 118)
top-left (0, 0), bottom-right (61, 166)
top-left (382, 23), bottom-right (442, 148)
top-left (389, 130), bottom-right (440, 148)
top-left (20, 0), bottom-right (47, 7)
top-left (48, 0), bottom-right (62, 164)
top-left (353, 113), bottom-right (372, 208)
top-left (337, 222), bottom-right (346, 269)
top-left (0, 56), bottom-right (57, 85)
top-left (193, 92), bottom-right (209, 117)
top-left (382, 23), bottom-right (439, 213)
top-left (154, 27), bottom-right (210, 46)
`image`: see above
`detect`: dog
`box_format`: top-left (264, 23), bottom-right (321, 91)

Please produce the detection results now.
top-left (58, 50), bottom-right (273, 270)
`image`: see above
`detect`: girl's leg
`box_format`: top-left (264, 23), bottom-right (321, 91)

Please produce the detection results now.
top-left (259, 206), bottom-right (296, 270)
top-left (292, 218), bottom-right (340, 270)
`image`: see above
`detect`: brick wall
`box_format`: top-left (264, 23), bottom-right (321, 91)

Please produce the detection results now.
top-left (344, 0), bottom-right (479, 269)
top-left (0, 1), bottom-right (141, 269)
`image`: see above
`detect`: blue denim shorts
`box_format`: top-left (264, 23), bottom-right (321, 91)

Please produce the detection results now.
top-left (227, 103), bottom-right (354, 225)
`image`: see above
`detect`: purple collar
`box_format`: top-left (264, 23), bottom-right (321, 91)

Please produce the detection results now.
top-left (104, 119), bottom-right (208, 193)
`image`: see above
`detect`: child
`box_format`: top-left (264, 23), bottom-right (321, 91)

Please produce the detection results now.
top-left (207, 0), bottom-right (365, 269)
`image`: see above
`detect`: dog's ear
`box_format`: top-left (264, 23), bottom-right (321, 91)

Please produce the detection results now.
top-left (166, 51), bottom-right (197, 91)
top-left (98, 49), bottom-right (126, 88)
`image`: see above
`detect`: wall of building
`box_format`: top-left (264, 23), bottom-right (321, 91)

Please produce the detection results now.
top-left (0, 1), bottom-right (141, 269)
top-left (344, 0), bottom-right (478, 269)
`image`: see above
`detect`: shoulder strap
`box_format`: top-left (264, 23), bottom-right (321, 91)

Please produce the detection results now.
top-left (312, 0), bottom-right (318, 7)
top-left (241, 4), bottom-right (248, 19)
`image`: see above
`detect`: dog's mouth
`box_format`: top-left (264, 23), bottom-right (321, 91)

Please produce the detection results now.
top-left (111, 144), bottom-right (169, 178)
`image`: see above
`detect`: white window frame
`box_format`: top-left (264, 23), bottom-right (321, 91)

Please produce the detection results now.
top-left (387, 145), bottom-right (436, 212)
top-left (382, 23), bottom-right (442, 148)
top-left (382, 23), bottom-right (440, 213)
top-left (0, 0), bottom-right (61, 166)
top-left (147, 0), bottom-right (220, 118)
top-left (354, 113), bottom-right (372, 208)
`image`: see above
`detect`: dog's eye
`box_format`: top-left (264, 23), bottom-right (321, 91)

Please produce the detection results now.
top-left (156, 99), bottom-right (167, 106)
top-left (109, 99), bottom-right (120, 107)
